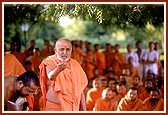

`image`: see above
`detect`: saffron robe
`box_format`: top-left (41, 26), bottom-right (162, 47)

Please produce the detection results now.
top-left (143, 97), bottom-right (164, 111)
top-left (117, 95), bottom-right (145, 111)
top-left (94, 98), bottom-right (118, 111)
top-left (39, 55), bottom-right (88, 111)
top-left (4, 54), bottom-right (26, 77)
top-left (86, 87), bottom-right (105, 111)
top-left (94, 51), bottom-right (106, 75)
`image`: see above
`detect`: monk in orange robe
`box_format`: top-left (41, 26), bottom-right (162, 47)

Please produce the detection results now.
top-left (86, 77), bottom-right (105, 111)
top-left (40, 40), bottom-right (54, 59)
top-left (138, 79), bottom-right (153, 101)
top-left (130, 75), bottom-right (145, 95)
top-left (11, 42), bottom-right (26, 66)
top-left (39, 38), bottom-right (88, 111)
top-left (117, 87), bottom-right (145, 111)
top-left (143, 88), bottom-right (164, 111)
top-left (82, 43), bottom-right (96, 80)
top-left (110, 44), bottom-right (125, 76)
top-left (4, 53), bottom-right (36, 111)
top-left (29, 48), bottom-right (43, 75)
top-left (103, 43), bottom-right (114, 69)
top-left (115, 83), bottom-right (127, 103)
top-left (12, 51), bottom-right (26, 66)
top-left (4, 53), bottom-right (26, 77)
top-left (94, 44), bottom-right (106, 75)
top-left (71, 41), bottom-right (86, 65)
top-left (93, 88), bottom-right (118, 111)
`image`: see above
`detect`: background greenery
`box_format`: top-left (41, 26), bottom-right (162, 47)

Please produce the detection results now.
top-left (4, 3), bottom-right (164, 61)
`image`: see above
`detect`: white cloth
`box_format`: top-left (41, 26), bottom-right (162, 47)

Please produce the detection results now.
top-left (7, 97), bottom-right (27, 111)
top-left (136, 49), bottom-right (146, 81)
top-left (143, 50), bottom-right (159, 76)
top-left (125, 52), bottom-right (139, 67)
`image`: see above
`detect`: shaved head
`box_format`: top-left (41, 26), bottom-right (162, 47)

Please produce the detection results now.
top-left (55, 38), bottom-right (72, 48)
top-left (54, 38), bottom-right (72, 62)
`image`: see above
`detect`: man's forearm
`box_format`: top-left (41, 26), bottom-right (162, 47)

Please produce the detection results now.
top-left (48, 68), bottom-right (59, 80)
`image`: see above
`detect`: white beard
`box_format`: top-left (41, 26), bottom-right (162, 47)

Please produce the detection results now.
top-left (57, 55), bottom-right (70, 62)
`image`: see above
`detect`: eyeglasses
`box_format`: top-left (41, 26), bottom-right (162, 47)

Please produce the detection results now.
top-left (24, 86), bottom-right (39, 94)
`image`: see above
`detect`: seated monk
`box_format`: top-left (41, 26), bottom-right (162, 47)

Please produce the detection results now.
top-left (93, 88), bottom-right (118, 111)
top-left (138, 79), bottom-right (153, 101)
top-left (117, 87), bottom-right (145, 111)
top-left (143, 88), bottom-right (164, 111)
top-left (86, 77), bottom-right (105, 111)
top-left (4, 71), bottom-right (40, 111)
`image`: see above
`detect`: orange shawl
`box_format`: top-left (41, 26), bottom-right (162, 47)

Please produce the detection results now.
top-left (94, 98), bottom-right (118, 111)
top-left (86, 87), bottom-right (105, 110)
top-left (117, 95), bottom-right (145, 111)
top-left (94, 51), bottom-right (106, 75)
top-left (39, 55), bottom-right (88, 111)
top-left (143, 97), bottom-right (164, 111)
top-left (4, 54), bottom-right (26, 77)
top-left (111, 52), bottom-right (125, 75)
top-left (138, 90), bottom-right (150, 101)
top-left (94, 98), bottom-right (111, 111)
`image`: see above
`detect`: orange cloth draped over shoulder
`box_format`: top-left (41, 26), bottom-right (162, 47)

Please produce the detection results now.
top-left (30, 56), bottom-right (43, 74)
top-left (111, 52), bottom-right (125, 76)
top-left (39, 55), bottom-right (88, 111)
top-left (143, 97), bottom-right (164, 111)
top-left (86, 87), bottom-right (105, 111)
top-left (117, 95), bottom-right (145, 111)
top-left (94, 98), bottom-right (111, 111)
top-left (26, 94), bottom-right (34, 111)
top-left (138, 90), bottom-right (150, 101)
top-left (12, 52), bottom-right (26, 66)
top-left (82, 53), bottom-right (96, 80)
top-left (104, 52), bottom-right (115, 69)
top-left (94, 98), bottom-right (118, 111)
top-left (4, 54), bottom-right (26, 77)
top-left (94, 52), bottom-right (106, 75)
top-left (71, 47), bottom-right (86, 65)
top-left (40, 48), bottom-right (53, 59)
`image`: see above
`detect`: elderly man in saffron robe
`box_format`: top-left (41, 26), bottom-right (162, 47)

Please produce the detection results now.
top-left (39, 38), bottom-right (88, 111)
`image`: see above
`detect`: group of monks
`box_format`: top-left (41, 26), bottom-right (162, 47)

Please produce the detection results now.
top-left (4, 38), bottom-right (164, 111)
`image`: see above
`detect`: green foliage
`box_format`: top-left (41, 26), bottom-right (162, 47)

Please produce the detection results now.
top-left (61, 18), bottom-right (163, 50)
top-left (28, 20), bottom-right (63, 49)
top-left (3, 3), bottom-right (164, 52)
top-left (4, 4), bottom-right (64, 50)
top-left (4, 4), bottom-right (44, 49)
top-left (42, 4), bottom-right (164, 29)
top-left (4, 4), bottom-right (44, 25)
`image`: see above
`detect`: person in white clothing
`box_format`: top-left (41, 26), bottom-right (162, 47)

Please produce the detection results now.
top-left (135, 41), bottom-right (146, 82)
top-left (142, 42), bottom-right (159, 79)
top-left (125, 44), bottom-right (139, 68)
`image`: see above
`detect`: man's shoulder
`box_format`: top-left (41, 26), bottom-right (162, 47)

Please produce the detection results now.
top-left (159, 98), bottom-right (164, 103)
top-left (70, 58), bottom-right (81, 65)
top-left (95, 97), bottom-right (104, 103)
top-left (5, 75), bottom-right (17, 81)
top-left (87, 88), bottom-right (97, 93)
top-left (5, 53), bottom-right (17, 60)
top-left (42, 55), bottom-right (56, 62)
